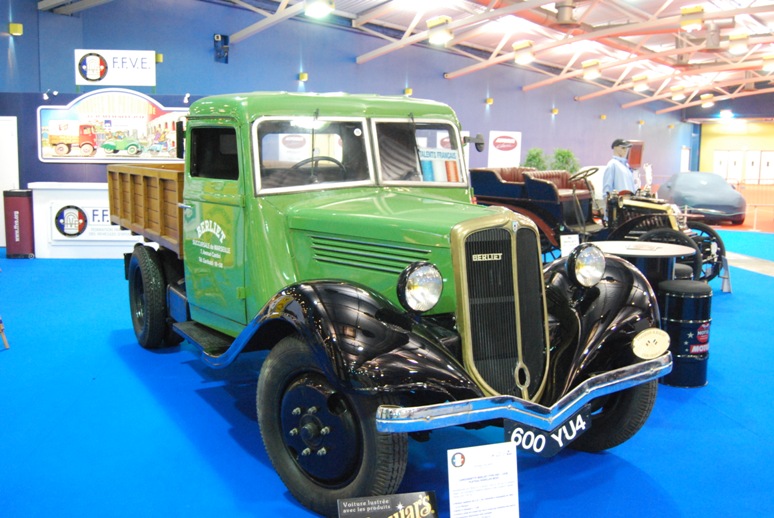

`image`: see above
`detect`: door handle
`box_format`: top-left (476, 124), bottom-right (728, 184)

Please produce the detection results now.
top-left (178, 203), bottom-right (192, 210)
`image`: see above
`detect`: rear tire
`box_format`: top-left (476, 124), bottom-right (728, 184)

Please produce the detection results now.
top-left (569, 380), bottom-right (658, 452)
top-left (638, 227), bottom-right (703, 280)
top-left (128, 245), bottom-right (168, 349)
top-left (257, 335), bottom-right (408, 517)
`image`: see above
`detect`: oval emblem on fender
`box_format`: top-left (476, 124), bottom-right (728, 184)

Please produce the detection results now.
top-left (493, 136), bottom-right (518, 151)
top-left (632, 328), bottom-right (670, 360)
top-left (282, 134), bottom-right (307, 149)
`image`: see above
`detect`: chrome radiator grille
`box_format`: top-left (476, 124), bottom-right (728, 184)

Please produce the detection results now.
top-left (463, 226), bottom-right (547, 398)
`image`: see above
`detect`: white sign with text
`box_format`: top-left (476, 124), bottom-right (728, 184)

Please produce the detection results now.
top-left (74, 49), bottom-right (156, 86)
top-left (447, 442), bottom-right (519, 518)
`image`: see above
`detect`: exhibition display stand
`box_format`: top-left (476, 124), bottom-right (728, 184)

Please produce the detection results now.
top-left (29, 182), bottom-right (142, 259)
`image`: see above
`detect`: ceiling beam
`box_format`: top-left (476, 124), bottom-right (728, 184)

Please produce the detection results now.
top-left (656, 85), bottom-right (774, 114)
top-left (230, 1), bottom-right (303, 45)
top-left (355, 0), bottom-right (550, 65)
top-left (444, 4), bottom-right (774, 80)
top-left (622, 71), bottom-right (774, 109)
top-left (37, 0), bottom-right (70, 10)
top-left (52, 0), bottom-right (114, 15)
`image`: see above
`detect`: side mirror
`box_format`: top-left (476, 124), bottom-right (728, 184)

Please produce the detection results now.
top-left (464, 133), bottom-right (486, 153)
top-left (176, 120), bottom-right (185, 160)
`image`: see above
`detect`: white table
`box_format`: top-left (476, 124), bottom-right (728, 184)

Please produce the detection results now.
top-left (594, 240), bottom-right (697, 287)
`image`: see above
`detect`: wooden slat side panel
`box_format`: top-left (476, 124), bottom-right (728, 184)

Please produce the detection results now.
top-left (106, 163), bottom-right (184, 257)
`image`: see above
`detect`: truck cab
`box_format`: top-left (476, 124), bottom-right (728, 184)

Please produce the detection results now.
top-left (108, 91), bottom-right (671, 517)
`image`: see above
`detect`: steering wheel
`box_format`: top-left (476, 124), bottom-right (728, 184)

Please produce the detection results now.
top-left (291, 156), bottom-right (347, 181)
top-left (568, 167), bottom-right (599, 183)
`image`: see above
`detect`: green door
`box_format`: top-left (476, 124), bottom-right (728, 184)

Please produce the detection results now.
top-left (182, 124), bottom-right (247, 330)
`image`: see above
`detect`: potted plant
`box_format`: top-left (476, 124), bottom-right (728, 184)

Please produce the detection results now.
top-left (523, 147), bottom-right (548, 170)
top-left (551, 148), bottom-right (580, 173)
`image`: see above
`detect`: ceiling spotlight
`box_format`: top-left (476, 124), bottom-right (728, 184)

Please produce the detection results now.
top-left (582, 59), bottom-right (601, 80)
top-left (680, 5), bottom-right (704, 32)
top-left (512, 40), bottom-right (535, 66)
top-left (763, 55), bottom-right (774, 72)
top-left (700, 93), bottom-right (715, 108)
top-left (304, 0), bottom-right (334, 19)
top-left (486, 97), bottom-right (494, 105)
top-left (728, 33), bottom-right (749, 56)
top-left (670, 85), bottom-right (686, 101)
top-left (632, 73), bottom-right (649, 92)
top-left (427, 15), bottom-right (453, 46)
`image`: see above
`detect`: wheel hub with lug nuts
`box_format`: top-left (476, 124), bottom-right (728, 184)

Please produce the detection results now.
top-left (280, 373), bottom-right (360, 485)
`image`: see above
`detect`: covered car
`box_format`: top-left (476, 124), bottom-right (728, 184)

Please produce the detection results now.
top-left (657, 171), bottom-right (746, 225)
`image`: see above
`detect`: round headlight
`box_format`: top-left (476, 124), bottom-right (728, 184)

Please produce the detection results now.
top-left (398, 262), bottom-right (443, 313)
top-left (567, 243), bottom-right (606, 288)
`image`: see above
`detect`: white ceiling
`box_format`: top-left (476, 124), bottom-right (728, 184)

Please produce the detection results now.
top-left (40, 0), bottom-right (774, 113)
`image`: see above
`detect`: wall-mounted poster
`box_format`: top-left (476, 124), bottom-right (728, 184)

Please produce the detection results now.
top-left (37, 88), bottom-right (187, 163)
top-left (487, 130), bottom-right (522, 168)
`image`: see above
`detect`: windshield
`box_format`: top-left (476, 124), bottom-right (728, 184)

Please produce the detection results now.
top-left (256, 118), bottom-right (371, 192)
top-left (374, 120), bottom-right (465, 185)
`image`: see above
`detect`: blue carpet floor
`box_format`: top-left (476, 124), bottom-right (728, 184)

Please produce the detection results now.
top-left (1, 242), bottom-right (773, 517)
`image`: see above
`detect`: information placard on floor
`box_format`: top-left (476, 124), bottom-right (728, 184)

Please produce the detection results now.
top-left (447, 442), bottom-right (519, 518)
top-left (337, 491), bottom-right (438, 517)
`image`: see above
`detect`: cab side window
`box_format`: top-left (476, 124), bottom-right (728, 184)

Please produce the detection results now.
top-left (190, 127), bottom-right (239, 180)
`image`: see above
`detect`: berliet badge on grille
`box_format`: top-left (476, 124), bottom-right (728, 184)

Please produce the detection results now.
top-left (471, 253), bottom-right (503, 262)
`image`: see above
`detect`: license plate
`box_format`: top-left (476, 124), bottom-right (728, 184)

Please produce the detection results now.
top-left (503, 406), bottom-right (591, 458)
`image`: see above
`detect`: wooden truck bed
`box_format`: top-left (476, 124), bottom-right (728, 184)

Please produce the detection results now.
top-left (107, 163), bottom-right (185, 257)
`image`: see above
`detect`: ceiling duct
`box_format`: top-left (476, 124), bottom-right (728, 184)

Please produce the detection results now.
top-left (554, 0), bottom-right (579, 27)
top-left (705, 22), bottom-right (722, 51)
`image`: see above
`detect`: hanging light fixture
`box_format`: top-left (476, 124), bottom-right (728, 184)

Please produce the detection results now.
top-left (632, 73), bottom-right (649, 92)
top-left (762, 55), bottom-right (774, 72)
top-left (304, 0), bottom-right (334, 19)
top-left (728, 33), bottom-right (749, 56)
top-left (670, 85), bottom-right (686, 101)
top-left (512, 40), bottom-right (535, 66)
top-left (582, 59), bottom-right (601, 80)
top-left (700, 93), bottom-right (715, 108)
top-left (680, 5), bottom-right (704, 33)
top-left (427, 15), bottom-right (453, 46)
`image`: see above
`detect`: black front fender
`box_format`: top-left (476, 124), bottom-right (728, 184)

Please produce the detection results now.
top-left (541, 254), bottom-right (660, 403)
top-left (253, 281), bottom-right (482, 402)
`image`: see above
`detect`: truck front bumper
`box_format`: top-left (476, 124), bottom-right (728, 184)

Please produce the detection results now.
top-left (375, 353), bottom-right (671, 433)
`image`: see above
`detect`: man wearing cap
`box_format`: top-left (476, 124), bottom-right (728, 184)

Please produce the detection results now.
top-left (602, 139), bottom-right (639, 197)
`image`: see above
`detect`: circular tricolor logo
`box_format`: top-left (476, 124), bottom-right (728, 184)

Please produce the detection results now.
top-left (77, 53), bottom-right (108, 82)
top-left (55, 206), bottom-right (88, 237)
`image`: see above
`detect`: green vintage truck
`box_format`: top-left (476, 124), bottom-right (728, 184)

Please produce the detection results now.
top-left (108, 91), bottom-right (671, 517)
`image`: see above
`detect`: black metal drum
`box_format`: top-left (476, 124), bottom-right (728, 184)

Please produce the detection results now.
top-left (657, 280), bottom-right (712, 387)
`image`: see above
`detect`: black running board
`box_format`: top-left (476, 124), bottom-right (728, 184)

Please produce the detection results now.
top-left (173, 321), bottom-right (233, 357)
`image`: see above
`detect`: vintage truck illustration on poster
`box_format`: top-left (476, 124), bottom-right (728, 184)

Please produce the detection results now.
top-left (107, 91), bottom-right (671, 517)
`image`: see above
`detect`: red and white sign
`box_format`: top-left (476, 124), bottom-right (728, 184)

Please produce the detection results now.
top-left (487, 131), bottom-right (522, 168)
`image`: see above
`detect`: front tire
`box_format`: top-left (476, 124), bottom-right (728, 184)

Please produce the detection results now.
top-left (569, 380), bottom-right (658, 452)
top-left (257, 335), bottom-right (408, 517)
top-left (128, 245), bottom-right (167, 349)
top-left (569, 380), bottom-right (657, 452)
